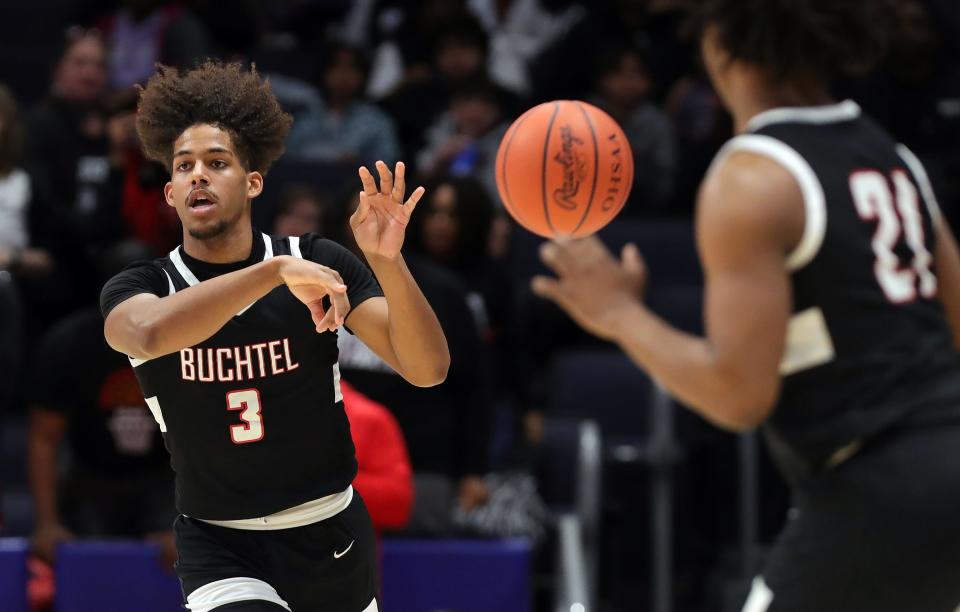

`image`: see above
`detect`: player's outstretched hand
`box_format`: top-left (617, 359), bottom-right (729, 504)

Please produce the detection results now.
top-left (277, 256), bottom-right (351, 333)
top-left (532, 236), bottom-right (647, 340)
top-left (351, 160), bottom-right (426, 260)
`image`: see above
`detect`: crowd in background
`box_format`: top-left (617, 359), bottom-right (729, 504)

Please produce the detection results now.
top-left (0, 0), bottom-right (958, 610)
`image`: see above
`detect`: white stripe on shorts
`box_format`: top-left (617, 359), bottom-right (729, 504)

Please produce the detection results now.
top-left (742, 576), bottom-right (774, 612)
top-left (362, 598), bottom-right (379, 612)
top-left (185, 577), bottom-right (291, 612)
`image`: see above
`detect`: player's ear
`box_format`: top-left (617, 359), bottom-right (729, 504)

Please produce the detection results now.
top-left (247, 171), bottom-right (264, 199)
top-left (163, 181), bottom-right (175, 208)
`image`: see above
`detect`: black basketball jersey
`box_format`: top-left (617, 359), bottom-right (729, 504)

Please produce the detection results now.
top-left (712, 101), bottom-right (960, 478)
top-left (100, 231), bottom-right (383, 519)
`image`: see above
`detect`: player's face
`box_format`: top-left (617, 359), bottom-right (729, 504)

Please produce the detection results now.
top-left (164, 124), bottom-right (263, 241)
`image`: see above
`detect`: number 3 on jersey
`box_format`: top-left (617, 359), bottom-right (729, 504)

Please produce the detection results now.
top-left (227, 389), bottom-right (264, 444)
top-left (849, 169), bottom-right (937, 303)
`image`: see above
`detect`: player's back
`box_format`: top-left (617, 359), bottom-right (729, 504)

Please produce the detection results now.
top-left (715, 100), bottom-right (960, 477)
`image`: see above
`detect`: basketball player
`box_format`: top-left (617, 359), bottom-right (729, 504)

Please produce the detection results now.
top-left (100, 61), bottom-right (449, 612)
top-left (532, 1), bottom-right (960, 610)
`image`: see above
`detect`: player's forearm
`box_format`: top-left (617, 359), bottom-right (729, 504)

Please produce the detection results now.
top-left (610, 303), bottom-right (776, 431)
top-left (366, 254), bottom-right (450, 386)
top-left (27, 433), bottom-right (61, 526)
top-left (108, 258), bottom-right (284, 359)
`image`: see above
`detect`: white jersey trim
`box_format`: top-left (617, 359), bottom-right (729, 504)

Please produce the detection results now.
top-left (712, 134), bottom-right (827, 271)
top-left (780, 307), bottom-right (836, 375)
top-left (333, 362), bottom-right (344, 403)
top-left (289, 235), bottom-right (303, 259)
top-left (741, 577), bottom-right (774, 612)
top-left (199, 485), bottom-right (353, 531)
top-left (163, 269), bottom-right (176, 295)
top-left (169, 234), bottom-right (275, 316)
top-left (144, 396), bottom-right (167, 432)
top-left (746, 99), bottom-right (861, 132)
top-left (169, 246), bottom-right (200, 287)
top-left (896, 143), bottom-right (943, 230)
top-left (185, 577), bottom-right (291, 612)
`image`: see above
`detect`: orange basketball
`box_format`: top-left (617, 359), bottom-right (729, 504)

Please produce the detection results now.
top-left (495, 100), bottom-right (634, 238)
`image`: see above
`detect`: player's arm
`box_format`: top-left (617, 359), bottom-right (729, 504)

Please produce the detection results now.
top-left (533, 153), bottom-right (800, 431)
top-left (104, 257), bottom-right (349, 360)
top-left (27, 407), bottom-right (74, 561)
top-left (345, 161), bottom-right (450, 387)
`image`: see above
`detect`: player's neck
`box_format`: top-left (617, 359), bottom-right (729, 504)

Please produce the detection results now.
top-left (731, 82), bottom-right (834, 133)
top-left (182, 221), bottom-right (255, 264)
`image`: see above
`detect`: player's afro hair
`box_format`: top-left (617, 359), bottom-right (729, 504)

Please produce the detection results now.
top-left (136, 60), bottom-right (292, 173)
top-left (691, 0), bottom-right (893, 84)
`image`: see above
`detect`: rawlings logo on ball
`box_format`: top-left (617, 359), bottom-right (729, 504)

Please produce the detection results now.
top-left (552, 125), bottom-right (587, 210)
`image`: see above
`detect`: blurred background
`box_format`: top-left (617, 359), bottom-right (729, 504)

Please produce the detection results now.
top-left (0, 0), bottom-right (958, 611)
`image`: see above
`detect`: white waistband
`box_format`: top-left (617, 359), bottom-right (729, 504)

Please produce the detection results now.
top-left (199, 486), bottom-right (353, 530)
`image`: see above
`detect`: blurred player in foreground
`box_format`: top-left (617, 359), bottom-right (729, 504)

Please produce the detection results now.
top-left (100, 61), bottom-right (448, 612)
top-left (532, 1), bottom-right (960, 610)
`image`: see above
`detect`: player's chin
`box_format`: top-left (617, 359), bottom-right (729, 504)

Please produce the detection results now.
top-left (187, 218), bottom-right (229, 241)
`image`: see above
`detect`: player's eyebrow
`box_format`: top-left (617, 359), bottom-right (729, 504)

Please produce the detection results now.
top-left (173, 146), bottom-right (235, 158)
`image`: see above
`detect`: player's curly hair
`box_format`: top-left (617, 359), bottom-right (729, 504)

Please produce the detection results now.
top-left (136, 60), bottom-right (292, 173)
top-left (691, 0), bottom-right (894, 84)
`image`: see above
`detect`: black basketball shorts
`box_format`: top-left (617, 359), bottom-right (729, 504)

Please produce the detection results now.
top-left (174, 493), bottom-right (379, 612)
top-left (743, 420), bottom-right (960, 612)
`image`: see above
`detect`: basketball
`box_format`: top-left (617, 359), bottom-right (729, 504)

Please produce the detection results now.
top-left (495, 100), bottom-right (634, 238)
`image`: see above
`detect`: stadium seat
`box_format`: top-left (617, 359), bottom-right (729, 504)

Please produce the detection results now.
top-left (540, 418), bottom-right (602, 611)
top-left (507, 218), bottom-right (702, 288)
top-left (381, 538), bottom-right (532, 612)
top-left (549, 349), bottom-right (656, 447)
top-left (0, 538), bottom-right (28, 612)
top-left (55, 541), bottom-right (181, 612)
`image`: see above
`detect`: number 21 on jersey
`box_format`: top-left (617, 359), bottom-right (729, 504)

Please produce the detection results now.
top-left (227, 389), bottom-right (264, 444)
top-left (849, 169), bottom-right (937, 303)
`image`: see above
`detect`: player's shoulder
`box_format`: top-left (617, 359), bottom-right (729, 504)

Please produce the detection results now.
top-left (698, 139), bottom-right (805, 252)
top-left (105, 256), bottom-right (171, 288)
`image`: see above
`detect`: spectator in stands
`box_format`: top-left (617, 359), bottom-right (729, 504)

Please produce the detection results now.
top-left (23, 27), bottom-right (124, 314)
top-left (0, 85), bottom-right (54, 283)
top-left (27, 242), bottom-right (175, 568)
top-left (98, 0), bottom-right (181, 90)
top-left (591, 42), bottom-right (676, 213)
top-left (271, 185), bottom-right (331, 239)
top-left (415, 78), bottom-right (509, 202)
top-left (342, 382), bottom-right (414, 532)
top-left (104, 87), bottom-right (179, 254)
top-left (406, 175), bottom-right (518, 387)
top-left (286, 41), bottom-right (400, 167)
top-left (0, 274), bottom-right (20, 410)
top-left (383, 12), bottom-right (515, 160)
top-left (334, 189), bottom-right (492, 535)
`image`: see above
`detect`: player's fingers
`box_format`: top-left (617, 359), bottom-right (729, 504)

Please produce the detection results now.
top-left (329, 290), bottom-right (351, 327)
top-left (403, 186), bottom-right (426, 217)
top-left (530, 275), bottom-right (565, 306)
top-left (308, 299), bottom-right (326, 329)
top-left (321, 266), bottom-right (345, 286)
top-left (358, 166), bottom-right (378, 195)
top-left (351, 192), bottom-right (372, 227)
top-left (392, 161), bottom-right (406, 201)
top-left (315, 305), bottom-right (337, 333)
top-left (621, 243), bottom-right (645, 274)
top-left (539, 241), bottom-right (573, 276)
top-left (376, 160), bottom-right (393, 195)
